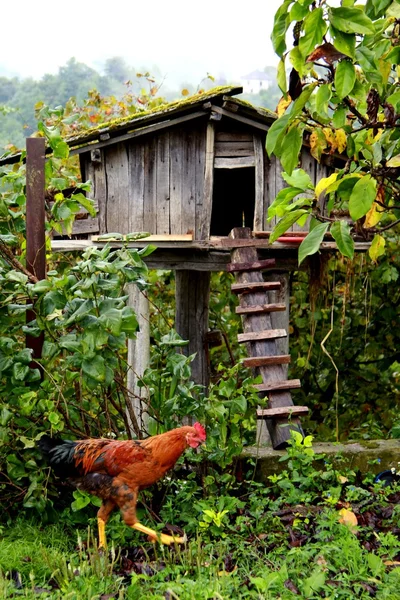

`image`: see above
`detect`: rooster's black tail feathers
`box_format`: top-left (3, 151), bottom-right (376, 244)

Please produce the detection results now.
top-left (37, 435), bottom-right (78, 477)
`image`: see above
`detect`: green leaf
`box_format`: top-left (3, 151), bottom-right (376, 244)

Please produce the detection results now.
top-left (298, 222), bottom-right (330, 265)
top-left (266, 114), bottom-right (291, 157)
top-left (71, 193), bottom-right (96, 218)
top-left (270, 210), bottom-right (310, 243)
top-left (13, 362), bottom-right (30, 381)
top-left (366, 0), bottom-right (393, 19)
top-left (315, 84), bottom-right (332, 118)
top-left (280, 126), bottom-right (303, 175)
top-left (48, 411), bottom-right (60, 425)
top-left (31, 280), bottom-right (52, 294)
top-left (369, 234), bottom-right (385, 262)
top-left (82, 355), bottom-right (106, 383)
top-left (98, 308), bottom-right (122, 336)
top-left (5, 271), bottom-right (28, 284)
top-left (355, 46), bottom-right (377, 74)
top-left (335, 60), bottom-right (356, 99)
top-left (271, 0), bottom-right (292, 57)
top-left (329, 7), bottom-right (375, 35)
top-left (0, 234), bottom-right (18, 246)
top-left (289, 83), bottom-right (318, 118)
top-left (53, 140), bottom-right (69, 159)
top-left (332, 106), bottom-right (347, 129)
top-left (268, 187), bottom-right (304, 220)
top-left (330, 26), bottom-right (356, 59)
top-left (349, 175), bottom-right (377, 220)
top-left (277, 57), bottom-right (287, 94)
top-left (290, 1), bottom-right (309, 21)
top-left (299, 8), bottom-right (327, 57)
top-left (282, 168), bottom-right (314, 190)
top-left (331, 221), bottom-right (354, 259)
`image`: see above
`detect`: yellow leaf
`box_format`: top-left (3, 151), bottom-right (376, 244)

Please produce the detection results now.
top-left (218, 566), bottom-right (237, 576)
top-left (310, 129), bottom-right (327, 162)
top-left (364, 202), bottom-right (382, 228)
top-left (338, 475), bottom-right (348, 484)
top-left (315, 173), bottom-right (338, 199)
top-left (339, 508), bottom-right (358, 530)
top-left (323, 127), bottom-right (337, 153)
top-left (369, 234), bottom-right (385, 262)
top-left (276, 94), bottom-right (292, 117)
top-left (336, 129), bottom-right (347, 154)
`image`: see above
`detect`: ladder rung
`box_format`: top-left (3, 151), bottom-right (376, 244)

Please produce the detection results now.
top-left (257, 405), bottom-right (308, 418)
top-left (236, 303), bottom-right (286, 315)
top-left (238, 329), bottom-right (287, 343)
top-left (254, 379), bottom-right (301, 392)
top-left (231, 282), bottom-right (281, 294)
top-left (242, 355), bottom-right (291, 368)
top-left (227, 259), bottom-right (276, 273)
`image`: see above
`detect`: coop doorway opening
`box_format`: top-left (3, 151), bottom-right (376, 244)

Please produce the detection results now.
top-left (210, 168), bottom-right (256, 236)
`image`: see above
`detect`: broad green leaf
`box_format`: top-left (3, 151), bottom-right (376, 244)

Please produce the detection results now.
top-left (289, 46), bottom-right (307, 77)
top-left (331, 221), bottom-right (354, 259)
top-left (268, 187), bottom-right (304, 220)
top-left (82, 355), bottom-right (106, 383)
top-left (329, 7), bottom-right (375, 35)
top-left (387, 1), bottom-right (400, 17)
top-left (335, 60), bottom-right (356, 99)
top-left (71, 193), bottom-right (97, 218)
top-left (280, 126), bottom-right (303, 175)
top-left (53, 140), bottom-right (69, 159)
top-left (349, 175), bottom-right (377, 220)
top-left (0, 234), bottom-right (18, 246)
top-left (98, 308), bottom-right (123, 336)
top-left (5, 271), bottom-right (28, 284)
top-left (270, 209), bottom-right (309, 243)
top-left (330, 26), bottom-right (356, 59)
top-left (355, 46), bottom-right (377, 74)
top-left (290, 82), bottom-right (318, 120)
top-left (298, 222), bottom-right (330, 265)
top-left (31, 280), bottom-right (52, 294)
top-left (369, 234), bottom-right (385, 262)
top-left (277, 57), bottom-right (287, 94)
top-left (289, 1), bottom-right (309, 21)
top-left (332, 106), bottom-right (347, 129)
top-left (266, 114), bottom-right (290, 157)
top-left (282, 169), bottom-right (314, 190)
top-left (366, 0), bottom-right (393, 19)
top-left (299, 8), bottom-right (327, 57)
top-left (271, 0), bottom-right (292, 57)
top-left (315, 84), bottom-right (332, 118)
top-left (13, 362), bottom-right (30, 381)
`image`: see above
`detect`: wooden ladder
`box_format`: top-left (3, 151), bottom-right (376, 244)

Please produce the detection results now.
top-left (228, 228), bottom-right (308, 449)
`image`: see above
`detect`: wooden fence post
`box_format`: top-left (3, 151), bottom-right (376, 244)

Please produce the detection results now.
top-left (26, 137), bottom-right (46, 369)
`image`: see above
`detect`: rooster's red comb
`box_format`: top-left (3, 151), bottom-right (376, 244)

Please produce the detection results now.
top-left (193, 422), bottom-right (206, 440)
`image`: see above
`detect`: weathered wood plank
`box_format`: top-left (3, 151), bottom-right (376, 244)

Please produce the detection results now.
top-left (195, 122), bottom-right (207, 240)
top-left (105, 143), bottom-right (129, 233)
top-left (253, 134), bottom-right (264, 232)
top-left (182, 129), bottom-right (196, 236)
top-left (156, 132), bottom-right (170, 234)
top-left (231, 281), bottom-right (281, 294)
top-left (214, 156), bottom-right (255, 169)
top-left (254, 379), bottom-right (301, 392)
top-left (236, 303), bottom-right (286, 315)
top-left (257, 405), bottom-right (308, 418)
top-left (169, 128), bottom-right (183, 234)
top-left (227, 258), bottom-right (276, 272)
top-left (214, 141), bottom-right (254, 157)
top-left (238, 329), bottom-right (287, 343)
top-left (264, 272), bottom-right (290, 376)
top-left (210, 105), bottom-right (269, 132)
top-left (264, 154), bottom-right (277, 227)
top-left (143, 138), bottom-right (157, 233)
top-left (199, 122), bottom-right (215, 239)
top-left (216, 131), bottom-right (253, 142)
top-left (128, 142), bottom-right (145, 232)
top-left (243, 354), bottom-right (291, 367)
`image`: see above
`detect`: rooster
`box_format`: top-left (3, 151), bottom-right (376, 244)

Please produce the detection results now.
top-left (38, 423), bottom-right (206, 547)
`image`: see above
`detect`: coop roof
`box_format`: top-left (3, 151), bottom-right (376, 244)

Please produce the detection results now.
top-left (0, 85), bottom-right (278, 165)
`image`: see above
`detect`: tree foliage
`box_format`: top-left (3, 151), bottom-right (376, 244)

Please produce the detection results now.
top-left (268, 0), bottom-right (400, 263)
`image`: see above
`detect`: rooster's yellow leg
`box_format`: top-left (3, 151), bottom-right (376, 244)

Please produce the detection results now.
top-left (98, 517), bottom-right (107, 548)
top-left (132, 522), bottom-right (187, 545)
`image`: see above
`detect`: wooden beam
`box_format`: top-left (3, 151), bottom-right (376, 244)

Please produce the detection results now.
top-left (242, 355), bottom-right (291, 368)
top-left (236, 303), bottom-right (286, 315)
top-left (257, 406), bottom-right (309, 418)
top-left (210, 105), bottom-right (270, 132)
top-left (70, 111), bottom-right (208, 156)
top-left (232, 281), bottom-right (281, 294)
top-left (254, 379), bottom-right (301, 392)
top-left (214, 156), bottom-right (255, 169)
top-left (199, 122), bottom-right (215, 240)
top-left (237, 329), bottom-right (287, 343)
top-left (227, 258), bottom-right (276, 272)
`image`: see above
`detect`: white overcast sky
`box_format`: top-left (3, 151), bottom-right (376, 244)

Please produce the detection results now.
top-left (1, 0), bottom-right (283, 86)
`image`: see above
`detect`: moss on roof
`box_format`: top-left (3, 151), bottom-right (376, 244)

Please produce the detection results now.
top-left (66, 85), bottom-right (242, 146)
top-left (224, 96), bottom-right (277, 120)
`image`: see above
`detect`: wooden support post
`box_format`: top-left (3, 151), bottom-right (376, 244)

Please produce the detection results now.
top-left (264, 272), bottom-right (290, 377)
top-left (26, 137), bottom-right (46, 370)
top-left (175, 270), bottom-right (210, 391)
top-left (230, 227), bottom-right (303, 449)
top-left (126, 285), bottom-right (150, 435)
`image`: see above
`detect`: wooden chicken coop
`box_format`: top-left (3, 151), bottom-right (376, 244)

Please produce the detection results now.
top-left (3, 86), bottom-right (370, 448)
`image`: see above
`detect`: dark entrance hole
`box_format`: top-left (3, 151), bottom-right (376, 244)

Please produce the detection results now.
top-left (210, 168), bottom-right (255, 236)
